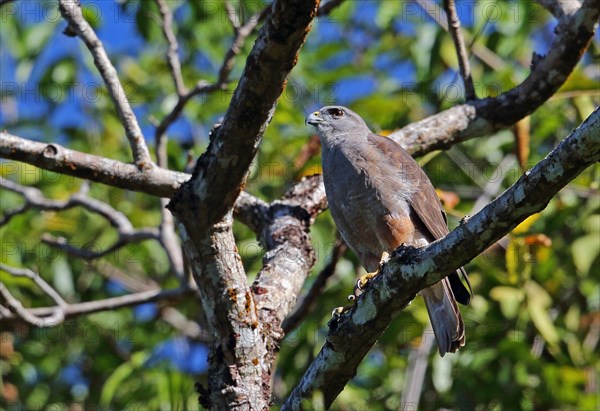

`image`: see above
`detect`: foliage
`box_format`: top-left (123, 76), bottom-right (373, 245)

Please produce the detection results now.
top-left (0, 0), bottom-right (598, 409)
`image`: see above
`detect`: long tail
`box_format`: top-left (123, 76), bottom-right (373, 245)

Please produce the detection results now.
top-left (421, 278), bottom-right (465, 356)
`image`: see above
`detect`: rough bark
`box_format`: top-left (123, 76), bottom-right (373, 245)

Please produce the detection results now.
top-left (251, 176), bottom-right (328, 394)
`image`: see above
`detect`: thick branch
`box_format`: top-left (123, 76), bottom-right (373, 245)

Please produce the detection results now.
top-left (168, 3), bottom-right (318, 407)
top-left (58, 0), bottom-right (152, 168)
top-left (442, 0), bottom-right (475, 100)
top-left (0, 132), bottom-right (271, 233)
top-left (250, 176), bottom-right (328, 387)
top-left (178, 214), bottom-right (266, 409)
top-left (390, 0), bottom-right (598, 155)
top-left (283, 107), bottom-right (600, 409)
top-left (0, 132), bottom-right (189, 198)
top-left (282, 237), bottom-right (347, 334)
top-left (168, 0), bottom-right (318, 229)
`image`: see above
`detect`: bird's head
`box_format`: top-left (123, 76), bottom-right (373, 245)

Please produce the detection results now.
top-left (305, 106), bottom-right (370, 141)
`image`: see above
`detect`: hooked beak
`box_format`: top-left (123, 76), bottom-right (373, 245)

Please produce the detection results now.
top-left (305, 111), bottom-right (323, 127)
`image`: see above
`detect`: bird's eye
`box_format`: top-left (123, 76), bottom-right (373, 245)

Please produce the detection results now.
top-left (327, 108), bottom-right (345, 118)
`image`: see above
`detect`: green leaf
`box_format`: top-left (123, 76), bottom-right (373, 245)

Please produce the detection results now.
top-left (525, 281), bottom-right (560, 346)
top-left (571, 233), bottom-right (600, 275)
top-left (490, 286), bottom-right (524, 318)
top-left (100, 351), bottom-right (149, 407)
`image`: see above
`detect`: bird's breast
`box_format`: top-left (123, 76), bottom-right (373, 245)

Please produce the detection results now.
top-left (321, 147), bottom-right (414, 264)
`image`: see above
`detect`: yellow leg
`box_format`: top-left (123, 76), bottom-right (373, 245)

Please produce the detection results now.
top-left (353, 251), bottom-right (390, 296)
top-left (331, 252), bottom-right (391, 318)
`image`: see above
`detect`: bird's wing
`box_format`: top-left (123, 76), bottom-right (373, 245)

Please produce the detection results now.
top-left (369, 133), bottom-right (472, 304)
top-left (368, 133), bottom-right (448, 239)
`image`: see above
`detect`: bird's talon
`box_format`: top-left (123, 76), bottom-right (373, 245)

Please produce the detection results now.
top-left (331, 306), bottom-right (345, 317)
top-left (379, 251), bottom-right (390, 267)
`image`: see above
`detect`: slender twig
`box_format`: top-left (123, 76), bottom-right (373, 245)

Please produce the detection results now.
top-left (26, 286), bottom-right (192, 318)
top-left (154, 81), bottom-right (224, 148)
top-left (413, 0), bottom-right (507, 71)
top-left (158, 198), bottom-right (185, 282)
top-left (0, 263), bottom-right (67, 309)
top-left (0, 282), bottom-right (65, 326)
top-left (0, 259), bottom-right (196, 329)
top-left (224, 1), bottom-right (241, 31)
top-left (153, 6), bottom-right (270, 162)
top-left (155, 0), bottom-right (187, 98)
top-left (443, 0), bottom-right (476, 100)
top-left (58, 0), bottom-right (152, 168)
top-left (0, 281), bottom-right (194, 327)
top-left (1, 179), bottom-right (133, 230)
top-left (317, 0), bottom-right (346, 16)
top-left (217, 6), bottom-right (270, 85)
top-left (1, 177), bottom-right (163, 259)
top-left (41, 230), bottom-right (159, 260)
top-left (282, 238), bottom-right (347, 333)
top-left (153, 0), bottom-right (186, 171)
top-left (150, 0), bottom-right (188, 284)
top-left (94, 261), bottom-right (205, 340)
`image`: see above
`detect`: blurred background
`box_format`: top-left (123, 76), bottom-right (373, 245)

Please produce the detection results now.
top-left (0, 0), bottom-right (598, 409)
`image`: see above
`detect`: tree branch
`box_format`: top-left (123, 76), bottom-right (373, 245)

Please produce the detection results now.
top-left (153, 6), bottom-right (270, 159)
top-left (282, 237), bottom-right (347, 334)
top-left (250, 175), bottom-right (328, 388)
top-left (180, 214), bottom-right (267, 409)
top-left (168, 2), bottom-right (319, 407)
top-left (535, 0), bottom-right (582, 18)
top-left (168, 0), bottom-right (318, 230)
top-left (390, 0), bottom-right (598, 155)
top-left (442, 0), bottom-right (476, 100)
top-left (0, 263), bottom-right (67, 309)
top-left (283, 107), bottom-right (600, 409)
top-left (0, 132), bottom-right (272, 234)
top-left (0, 132), bottom-right (188, 198)
top-left (155, 0), bottom-right (187, 98)
top-left (58, 0), bottom-right (152, 169)
top-left (0, 269), bottom-right (194, 328)
top-left (0, 177), bottom-right (164, 260)
top-left (413, 0), bottom-right (508, 71)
